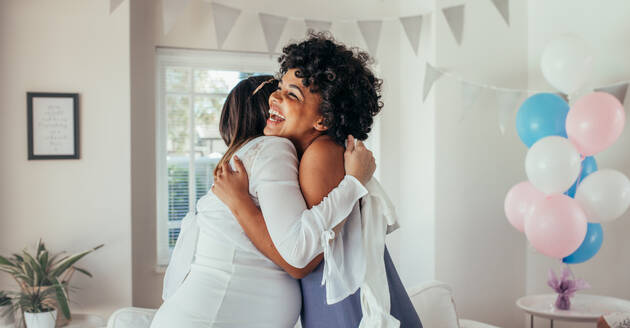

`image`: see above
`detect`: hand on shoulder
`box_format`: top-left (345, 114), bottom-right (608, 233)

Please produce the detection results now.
top-left (344, 135), bottom-right (376, 186)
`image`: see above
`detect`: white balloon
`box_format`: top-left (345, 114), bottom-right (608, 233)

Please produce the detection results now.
top-left (525, 136), bottom-right (582, 194)
top-left (575, 169), bottom-right (630, 222)
top-left (540, 35), bottom-right (594, 94)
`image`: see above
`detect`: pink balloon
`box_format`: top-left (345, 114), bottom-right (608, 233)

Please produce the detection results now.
top-left (504, 182), bottom-right (545, 232)
top-left (524, 194), bottom-right (587, 259)
top-left (566, 92), bottom-right (626, 156)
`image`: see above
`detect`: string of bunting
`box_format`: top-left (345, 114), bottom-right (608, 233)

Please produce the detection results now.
top-left (109, 0), bottom-right (515, 54)
top-left (422, 62), bottom-right (630, 134)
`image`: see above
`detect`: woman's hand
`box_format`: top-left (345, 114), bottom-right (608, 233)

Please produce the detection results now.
top-left (211, 156), bottom-right (250, 210)
top-left (344, 135), bottom-right (376, 186)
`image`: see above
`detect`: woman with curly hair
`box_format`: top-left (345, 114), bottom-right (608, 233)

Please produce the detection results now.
top-left (213, 33), bottom-right (422, 327)
top-left (152, 70), bottom-right (377, 327)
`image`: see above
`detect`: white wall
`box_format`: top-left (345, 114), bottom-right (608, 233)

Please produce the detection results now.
top-left (0, 0), bottom-right (132, 317)
top-left (433, 0), bottom-right (529, 327)
top-left (392, 0), bottom-right (438, 288)
top-left (526, 1), bottom-right (630, 327)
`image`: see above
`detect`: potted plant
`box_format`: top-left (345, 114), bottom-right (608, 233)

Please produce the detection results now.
top-left (5, 284), bottom-right (63, 328)
top-left (0, 240), bottom-right (103, 326)
top-left (0, 291), bottom-right (13, 326)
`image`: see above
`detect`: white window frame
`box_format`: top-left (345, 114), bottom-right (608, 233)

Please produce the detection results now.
top-left (155, 47), bottom-right (278, 266)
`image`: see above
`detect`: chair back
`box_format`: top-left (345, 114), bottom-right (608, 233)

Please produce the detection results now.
top-left (407, 280), bottom-right (461, 328)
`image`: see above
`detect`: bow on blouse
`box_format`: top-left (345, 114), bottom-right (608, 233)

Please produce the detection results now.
top-left (320, 229), bottom-right (336, 285)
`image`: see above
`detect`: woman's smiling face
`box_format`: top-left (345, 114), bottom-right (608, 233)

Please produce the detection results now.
top-left (263, 69), bottom-right (326, 147)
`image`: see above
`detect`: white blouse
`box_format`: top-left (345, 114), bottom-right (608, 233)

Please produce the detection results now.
top-left (163, 136), bottom-right (367, 300)
top-left (245, 136), bottom-right (368, 268)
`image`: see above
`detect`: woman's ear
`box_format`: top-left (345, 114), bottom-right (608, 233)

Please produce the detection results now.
top-left (314, 116), bottom-right (328, 132)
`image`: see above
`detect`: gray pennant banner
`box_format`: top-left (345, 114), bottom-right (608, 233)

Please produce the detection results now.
top-left (305, 19), bottom-right (332, 32)
top-left (459, 81), bottom-right (483, 122)
top-left (259, 13), bottom-right (288, 53)
top-left (595, 83), bottom-right (629, 105)
top-left (357, 20), bottom-right (383, 55)
top-left (490, 0), bottom-right (510, 26)
top-left (211, 3), bottom-right (241, 49)
top-left (400, 15), bottom-right (423, 55)
top-left (442, 4), bottom-right (465, 45)
top-left (110, 0), bottom-right (124, 14)
top-left (422, 63), bottom-right (443, 101)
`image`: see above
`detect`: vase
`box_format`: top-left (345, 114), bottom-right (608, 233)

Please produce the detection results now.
top-left (23, 286), bottom-right (70, 327)
top-left (24, 309), bottom-right (57, 328)
top-left (554, 293), bottom-right (572, 310)
top-left (0, 304), bottom-right (14, 327)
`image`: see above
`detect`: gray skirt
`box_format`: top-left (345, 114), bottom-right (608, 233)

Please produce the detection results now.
top-left (299, 247), bottom-right (423, 328)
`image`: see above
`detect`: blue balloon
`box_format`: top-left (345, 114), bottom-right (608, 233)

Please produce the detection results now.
top-left (563, 223), bottom-right (603, 264)
top-left (516, 93), bottom-right (570, 147)
top-left (565, 156), bottom-right (598, 198)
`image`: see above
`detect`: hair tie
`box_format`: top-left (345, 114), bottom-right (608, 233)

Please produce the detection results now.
top-left (252, 78), bottom-right (276, 95)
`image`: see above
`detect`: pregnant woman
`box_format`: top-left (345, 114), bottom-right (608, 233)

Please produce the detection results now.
top-left (213, 33), bottom-right (422, 327)
top-left (151, 72), bottom-right (376, 328)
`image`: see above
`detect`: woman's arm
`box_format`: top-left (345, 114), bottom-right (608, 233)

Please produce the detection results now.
top-left (212, 136), bottom-right (374, 278)
top-left (222, 188), bottom-right (323, 279)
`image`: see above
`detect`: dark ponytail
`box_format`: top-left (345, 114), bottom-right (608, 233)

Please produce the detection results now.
top-left (214, 75), bottom-right (278, 175)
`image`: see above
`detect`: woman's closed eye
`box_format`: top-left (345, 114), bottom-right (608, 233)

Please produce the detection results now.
top-left (288, 92), bottom-right (299, 100)
top-left (278, 84), bottom-right (301, 101)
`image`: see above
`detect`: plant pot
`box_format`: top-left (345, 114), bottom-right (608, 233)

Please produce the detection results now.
top-left (0, 304), bottom-right (14, 326)
top-left (23, 286), bottom-right (70, 327)
top-left (24, 309), bottom-right (57, 328)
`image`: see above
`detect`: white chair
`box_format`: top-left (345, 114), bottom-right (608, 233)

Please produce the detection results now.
top-left (106, 307), bottom-right (156, 328)
top-left (408, 280), bottom-right (500, 328)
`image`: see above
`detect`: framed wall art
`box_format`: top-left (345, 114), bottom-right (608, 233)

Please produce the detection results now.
top-left (27, 92), bottom-right (80, 160)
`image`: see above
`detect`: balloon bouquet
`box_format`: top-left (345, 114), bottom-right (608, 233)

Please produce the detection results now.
top-left (504, 35), bottom-right (630, 267)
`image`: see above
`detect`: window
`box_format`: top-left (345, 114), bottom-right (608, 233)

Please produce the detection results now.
top-left (156, 48), bottom-right (277, 265)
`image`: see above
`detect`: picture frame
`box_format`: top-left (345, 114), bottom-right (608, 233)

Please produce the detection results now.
top-left (27, 92), bottom-right (80, 160)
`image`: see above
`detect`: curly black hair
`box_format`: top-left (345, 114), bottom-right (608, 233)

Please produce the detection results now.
top-left (278, 31), bottom-right (383, 145)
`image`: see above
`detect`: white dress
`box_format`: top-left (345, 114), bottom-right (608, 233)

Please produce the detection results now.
top-left (150, 136), bottom-right (367, 328)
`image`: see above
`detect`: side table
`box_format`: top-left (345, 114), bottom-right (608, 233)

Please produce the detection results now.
top-left (516, 294), bottom-right (630, 328)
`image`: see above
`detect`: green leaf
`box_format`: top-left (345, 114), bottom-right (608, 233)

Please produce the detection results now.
top-left (72, 267), bottom-right (93, 278)
top-left (51, 254), bottom-right (69, 267)
top-left (12, 254), bottom-right (24, 264)
top-left (0, 255), bottom-right (15, 267)
top-left (39, 251), bottom-right (49, 271)
top-left (12, 273), bottom-right (31, 282)
top-left (53, 278), bottom-right (71, 319)
top-left (22, 250), bottom-right (45, 286)
top-left (0, 264), bottom-right (19, 274)
top-left (20, 262), bottom-right (34, 286)
top-left (36, 239), bottom-right (46, 257)
top-left (49, 245), bottom-right (103, 278)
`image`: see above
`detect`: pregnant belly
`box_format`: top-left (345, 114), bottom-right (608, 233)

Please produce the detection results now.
top-left (184, 232), bottom-right (301, 327)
